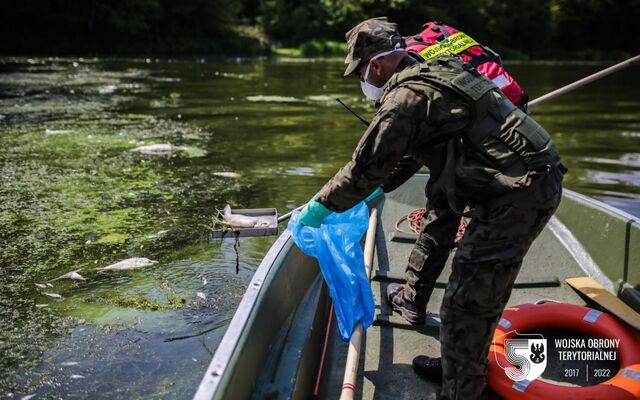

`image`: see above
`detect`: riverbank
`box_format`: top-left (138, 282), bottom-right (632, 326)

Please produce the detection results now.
top-left (3, 20), bottom-right (633, 64)
top-left (272, 40), bottom-right (633, 63)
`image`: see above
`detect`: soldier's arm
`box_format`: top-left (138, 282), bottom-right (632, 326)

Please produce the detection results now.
top-left (380, 156), bottom-right (423, 193)
top-left (316, 87), bottom-right (424, 212)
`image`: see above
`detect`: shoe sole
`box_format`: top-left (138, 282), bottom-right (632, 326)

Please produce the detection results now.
top-left (390, 303), bottom-right (426, 325)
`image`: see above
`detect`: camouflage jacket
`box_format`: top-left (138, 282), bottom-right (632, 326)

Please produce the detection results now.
top-left (318, 55), bottom-right (562, 213)
top-left (316, 71), bottom-right (471, 212)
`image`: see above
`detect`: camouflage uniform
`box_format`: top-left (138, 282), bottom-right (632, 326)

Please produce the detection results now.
top-left (439, 168), bottom-right (562, 400)
top-left (318, 17), bottom-right (566, 399)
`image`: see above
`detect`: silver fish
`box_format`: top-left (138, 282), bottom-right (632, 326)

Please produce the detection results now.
top-left (35, 304), bottom-right (49, 308)
top-left (61, 361), bottom-right (79, 366)
top-left (146, 230), bottom-right (168, 239)
top-left (51, 268), bottom-right (86, 282)
top-left (70, 374), bottom-right (85, 379)
top-left (96, 257), bottom-right (158, 271)
top-left (213, 172), bottom-right (241, 179)
top-left (43, 292), bottom-right (63, 300)
top-left (221, 205), bottom-right (271, 228)
top-left (35, 283), bottom-right (48, 289)
top-left (21, 395), bottom-right (36, 400)
top-left (130, 144), bottom-right (181, 155)
top-left (45, 129), bottom-right (73, 135)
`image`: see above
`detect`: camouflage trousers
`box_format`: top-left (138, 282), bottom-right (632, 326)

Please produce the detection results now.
top-left (403, 167), bottom-right (564, 399)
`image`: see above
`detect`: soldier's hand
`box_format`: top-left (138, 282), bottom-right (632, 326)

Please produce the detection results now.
top-left (299, 200), bottom-right (333, 228)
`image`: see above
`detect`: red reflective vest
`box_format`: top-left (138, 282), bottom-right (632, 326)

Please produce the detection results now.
top-left (405, 21), bottom-right (527, 108)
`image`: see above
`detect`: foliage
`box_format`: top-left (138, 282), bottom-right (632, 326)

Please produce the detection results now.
top-left (0, 0), bottom-right (638, 58)
top-left (299, 40), bottom-right (347, 57)
top-left (260, 0), bottom-right (638, 58)
top-left (1, 0), bottom-right (259, 55)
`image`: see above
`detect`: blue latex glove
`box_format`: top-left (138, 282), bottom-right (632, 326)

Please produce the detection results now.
top-left (365, 186), bottom-right (384, 202)
top-left (299, 200), bottom-right (333, 228)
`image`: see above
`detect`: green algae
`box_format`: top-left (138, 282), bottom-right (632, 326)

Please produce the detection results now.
top-left (81, 294), bottom-right (186, 311)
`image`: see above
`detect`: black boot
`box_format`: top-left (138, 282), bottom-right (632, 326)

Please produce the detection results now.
top-left (412, 355), bottom-right (442, 383)
top-left (386, 283), bottom-right (426, 324)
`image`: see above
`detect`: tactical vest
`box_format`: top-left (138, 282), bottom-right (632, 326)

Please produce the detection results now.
top-left (383, 56), bottom-right (561, 211)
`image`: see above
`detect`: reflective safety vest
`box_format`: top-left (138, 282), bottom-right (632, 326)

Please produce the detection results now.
top-left (405, 21), bottom-right (527, 109)
top-left (383, 57), bottom-right (560, 211)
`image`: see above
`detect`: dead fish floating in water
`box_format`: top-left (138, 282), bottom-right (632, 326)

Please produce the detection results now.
top-left (221, 204), bottom-right (271, 229)
top-left (130, 143), bottom-right (182, 155)
top-left (70, 374), bottom-right (86, 379)
top-left (51, 268), bottom-right (86, 282)
top-left (35, 282), bottom-right (54, 289)
top-left (213, 172), bottom-right (241, 179)
top-left (45, 129), bottom-right (73, 135)
top-left (96, 257), bottom-right (158, 271)
top-left (61, 361), bottom-right (79, 366)
top-left (146, 230), bottom-right (168, 239)
top-left (43, 292), bottom-right (63, 300)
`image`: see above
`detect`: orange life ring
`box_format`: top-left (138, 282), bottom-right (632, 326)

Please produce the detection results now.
top-left (488, 302), bottom-right (640, 400)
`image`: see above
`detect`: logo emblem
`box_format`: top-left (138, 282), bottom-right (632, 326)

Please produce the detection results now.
top-left (494, 332), bottom-right (547, 382)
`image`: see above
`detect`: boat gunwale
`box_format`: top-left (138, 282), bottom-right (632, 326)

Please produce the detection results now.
top-left (561, 188), bottom-right (639, 223)
top-left (412, 173), bottom-right (639, 223)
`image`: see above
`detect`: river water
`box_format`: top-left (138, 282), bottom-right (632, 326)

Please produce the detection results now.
top-left (1, 57), bottom-right (639, 398)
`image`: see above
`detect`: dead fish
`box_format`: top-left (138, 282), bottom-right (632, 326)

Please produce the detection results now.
top-left (35, 283), bottom-right (52, 289)
top-left (45, 129), bottom-right (73, 135)
top-left (246, 95), bottom-right (302, 103)
top-left (213, 172), bottom-right (241, 179)
top-left (197, 292), bottom-right (207, 300)
top-left (221, 204), bottom-right (271, 229)
top-left (130, 144), bottom-right (181, 155)
top-left (96, 257), bottom-right (158, 271)
top-left (70, 374), bottom-right (85, 379)
top-left (21, 395), bottom-right (36, 400)
top-left (43, 292), bottom-right (63, 300)
top-left (98, 84), bottom-right (117, 94)
top-left (61, 361), bottom-right (79, 366)
top-left (146, 230), bottom-right (168, 239)
top-left (51, 268), bottom-right (86, 282)
top-left (35, 304), bottom-right (49, 308)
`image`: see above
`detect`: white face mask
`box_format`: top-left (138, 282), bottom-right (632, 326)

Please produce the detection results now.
top-left (360, 79), bottom-right (386, 101)
top-left (360, 46), bottom-right (403, 101)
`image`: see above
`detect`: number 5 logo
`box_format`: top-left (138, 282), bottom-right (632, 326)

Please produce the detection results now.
top-left (494, 332), bottom-right (548, 382)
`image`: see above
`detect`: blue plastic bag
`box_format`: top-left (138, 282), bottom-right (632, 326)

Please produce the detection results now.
top-left (288, 201), bottom-right (374, 341)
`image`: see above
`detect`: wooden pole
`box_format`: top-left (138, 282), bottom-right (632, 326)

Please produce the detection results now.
top-left (528, 54), bottom-right (640, 108)
top-left (339, 208), bottom-right (378, 400)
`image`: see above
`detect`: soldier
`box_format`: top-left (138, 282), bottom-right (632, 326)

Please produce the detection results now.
top-left (298, 17), bottom-right (566, 399)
